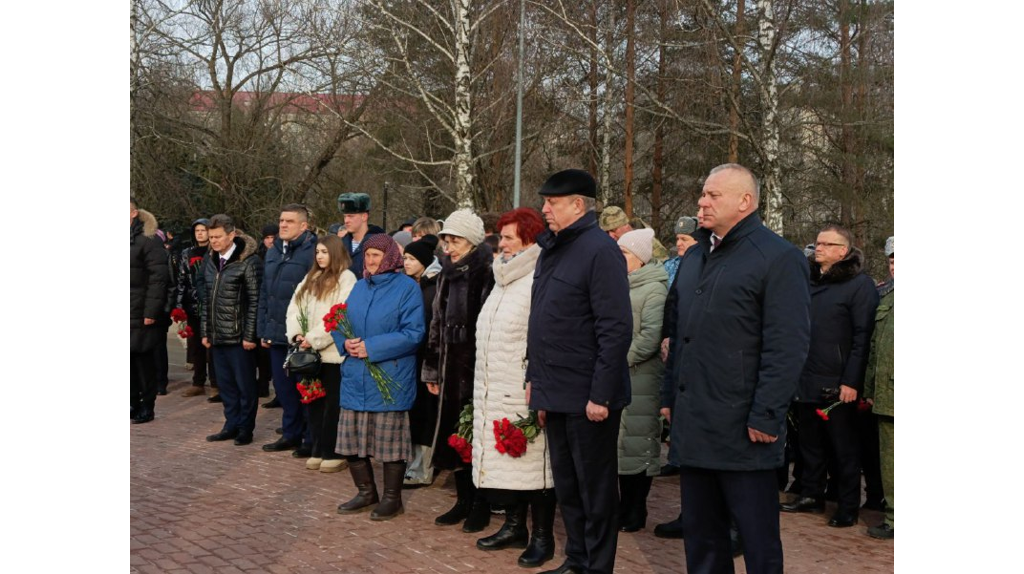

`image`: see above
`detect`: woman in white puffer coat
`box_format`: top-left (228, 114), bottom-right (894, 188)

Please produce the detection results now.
top-left (469, 208), bottom-right (556, 569)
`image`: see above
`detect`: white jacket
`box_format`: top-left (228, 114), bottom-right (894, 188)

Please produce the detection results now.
top-left (285, 270), bottom-right (357, 364)
top-left (471, 244), bottom-right (553, 490)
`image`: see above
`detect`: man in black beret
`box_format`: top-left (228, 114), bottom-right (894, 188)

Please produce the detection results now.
top-left (526, 169), bottom-right (633, 574)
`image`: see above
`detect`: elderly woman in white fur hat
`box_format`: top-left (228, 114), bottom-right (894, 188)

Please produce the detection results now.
top-left (422, 209), bottom-right (497, 532)
top-left (614, 228), bottom-right (669, 532)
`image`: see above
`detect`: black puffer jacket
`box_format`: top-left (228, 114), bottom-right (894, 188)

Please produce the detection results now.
top-left (200, 234), bottom-right (263, 345)
top-left (131, 210), bottom-right (170, 352)
top-left (796, 248), bottom-right (879, 402)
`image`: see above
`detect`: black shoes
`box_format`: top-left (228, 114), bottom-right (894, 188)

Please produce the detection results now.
top-left (207, 394), bottom-right (223, 403)
top-left (861, 498), bottom-right (886, 511)
top-left (780, 496), bottom-right (825, 513)
top-left (131, 409), bottom-right (155, 425)
top-left (653, 514), bottom-right (684, 539)
top-left (207, 428), bottom-right (239, 442)
top-left (262, 397), bottom-right (281, 408)
top-left (262, 437), bottom-right (299, 452)
top-left (234, 433), bottom-right (253, 446)
top-left (867, 523), bottom-right (894, 539)
top-left (292, 446), bottom-right (313, 458)
top-left (828, 511), bottom-right (858, 528)
top-left (538, 562), bottom-right (583, 574)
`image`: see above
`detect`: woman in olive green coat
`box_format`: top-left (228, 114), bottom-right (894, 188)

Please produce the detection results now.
top-left (614, 228), bottom-right (668, 532)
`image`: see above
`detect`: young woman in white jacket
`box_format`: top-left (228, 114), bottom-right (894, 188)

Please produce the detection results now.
top-left (286, 235), bottom-right (357, 472)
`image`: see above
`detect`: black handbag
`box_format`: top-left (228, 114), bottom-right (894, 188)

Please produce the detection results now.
top-left (284, 343), bottom-right (321, 376)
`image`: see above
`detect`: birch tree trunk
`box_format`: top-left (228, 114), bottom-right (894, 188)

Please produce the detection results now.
top-left (600, 5), bottom-right (615, 206)
top-left (453, 0), bottom-right (475, 209)
top-left (756, 0), bottom-right (783, 234)
top-left (728, 0), bottom-right (745, 163)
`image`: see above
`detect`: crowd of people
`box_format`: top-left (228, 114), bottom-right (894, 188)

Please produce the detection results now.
top-left (130, 162), bottom-right (895, 574)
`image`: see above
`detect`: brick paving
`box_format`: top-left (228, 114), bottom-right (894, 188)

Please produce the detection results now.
top-left (132, 337), bottom-right (894, 573)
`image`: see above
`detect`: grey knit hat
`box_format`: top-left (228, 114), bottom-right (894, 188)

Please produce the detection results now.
top-left (393, 230), bottom-right (413, 249)
top-left (438, 209), bottom-right (486, 246)
top-left (884, 236), bottom-right (894, 257)
top-left (617, 228), bottom-right (654, 264)
top-left (674, 216), bottom-right (699, 236)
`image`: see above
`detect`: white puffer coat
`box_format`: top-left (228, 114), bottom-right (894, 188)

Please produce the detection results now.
top-left (285, 270), bottom-right (357, 364)
top-left (471, 244), bottom-right (553, 490)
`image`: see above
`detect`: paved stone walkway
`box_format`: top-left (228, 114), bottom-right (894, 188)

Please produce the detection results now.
top-left (131, 338), bottom-right (894, 573)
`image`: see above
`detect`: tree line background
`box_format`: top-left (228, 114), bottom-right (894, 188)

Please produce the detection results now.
top-left (130, 0), bottom-right (894, 278)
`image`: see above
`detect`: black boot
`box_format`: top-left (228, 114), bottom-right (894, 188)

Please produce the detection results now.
top-left (477, 503), bottom-right (528, 550)
top-left (337, 457), bottom-right (379, 514)
top-left (371, 461), bottom-right (406, 521)
top-left (462, 487), bottom-right (492, 533)
top-left (436, 469), bottom-right (474, 525)
top-left (618, 474), bottom-right (652, 532)
top-left (519, 490), bottom-right (557, 568)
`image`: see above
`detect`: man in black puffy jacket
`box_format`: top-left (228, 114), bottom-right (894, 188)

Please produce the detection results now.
top-left (201, 214), bottom-right (263, 446)
top-left (130, 197), bottom-right (169, 424)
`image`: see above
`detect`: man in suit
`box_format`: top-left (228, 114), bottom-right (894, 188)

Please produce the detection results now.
top-left (663, 164), bottom-right (811, 574)
top-left (526, 169), bottom-right (633, 574)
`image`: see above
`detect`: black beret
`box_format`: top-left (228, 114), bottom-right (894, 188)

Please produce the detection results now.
top-left (538, 169), bottom-right (597, 198)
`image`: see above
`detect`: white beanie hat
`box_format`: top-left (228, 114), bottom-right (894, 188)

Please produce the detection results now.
top-left (438, 209), bottom-right (486, 246)
top-left (617, 228), bottom-right (654, 264)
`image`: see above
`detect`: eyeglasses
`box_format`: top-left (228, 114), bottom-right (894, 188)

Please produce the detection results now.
top-left (815, 242), bottom-right (847, 248)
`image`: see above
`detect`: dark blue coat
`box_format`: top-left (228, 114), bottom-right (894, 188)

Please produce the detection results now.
top-left (332, 271), bottom-right (425, 412)
top-left (663, 212), bottom-right (810, 471)
top-left (797, 248), bottom-right (878, 402)
top-left (526, 211), bottom-right (633, 414)
top-left (258, 230), bottom-right (316, 345)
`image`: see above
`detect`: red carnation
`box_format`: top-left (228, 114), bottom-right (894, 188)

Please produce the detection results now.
top-left (189, 256), bottom-right (203, 267)
top-left (816, 400), bottom-right (843, 421)
top-left (170, 308), bottom-right (188, 323)
top-left (493, 418), bottom-right (528, 458)
top-left (448, 434), bottom-right (472, 463)
top-left (177, 325), bottom-right (194, 339)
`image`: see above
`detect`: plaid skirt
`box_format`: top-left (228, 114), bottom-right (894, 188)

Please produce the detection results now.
top-left (336, 409), bottom-right (412, 462)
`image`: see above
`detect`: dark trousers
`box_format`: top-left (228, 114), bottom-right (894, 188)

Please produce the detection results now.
top-left (308, 363), bottom-right (342, 460)
top-left (130, 349), bottom-right (158, 412)
top-left (186, 315), bottom-right (216, 388)
top-left (546, 410), bottom-right (621, 574)
top-left (270, 344), bottom-right (308, 443)
top-left (256, 344), bottom-right (272, 396)
top-left (796, 402), bottom-right (861, 513)
top-left (211, 344), bottom-right (258, 434)
top-left (155, 329), bottom-right (169, 391)
top-left (681, 467), bottom-right (783, 574)
top-left (858, 408), bottom-right (883, 503)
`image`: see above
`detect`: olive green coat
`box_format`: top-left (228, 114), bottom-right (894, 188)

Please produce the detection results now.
top-left (618, 262), bottom-right (668, 476)
top-left (863, 289), bottom-right (894, 417)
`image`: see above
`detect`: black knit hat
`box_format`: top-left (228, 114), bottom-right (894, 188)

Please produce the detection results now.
top-left (405, 234), bottom-right (438, 268)
top-left (538, 169), bottom-right (597, 198)
top-left (261, 223), bottom-right (278, 238)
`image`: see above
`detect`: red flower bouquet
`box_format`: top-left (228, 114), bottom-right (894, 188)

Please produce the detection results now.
top-left (448, 404), bottom-right (473, 463)
top-left (323, 302), bottom-right (401, 404)
top-left (177, 325), bottom-right (194, 339)
top-left (188, 255), bottom-right (204, 268)
top-left (170, 308), bottom-right (188, 323)
top-left (493, 418), bottom-right (528, 458)
top-left (296, 378), bottom-right (326, 404)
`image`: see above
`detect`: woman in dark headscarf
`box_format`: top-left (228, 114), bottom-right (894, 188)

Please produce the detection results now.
top-left (332, 233), bottom-right (425, 521)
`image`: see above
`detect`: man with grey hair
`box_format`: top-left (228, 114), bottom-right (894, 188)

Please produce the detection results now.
top-left (527, 168), bottom-right (632, 574)
top-left (663, 163), bottom-right (810, 574)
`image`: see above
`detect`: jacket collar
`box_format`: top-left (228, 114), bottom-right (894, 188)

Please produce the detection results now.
top-left (537, 211), bottom-right (598, 251)
top-left (810, 247), bottom-right (865, 284)
top-left (693, 211), bottom-right (763, 253)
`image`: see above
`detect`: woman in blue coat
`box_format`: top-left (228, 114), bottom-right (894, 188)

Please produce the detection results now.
top-left (332, 233), bottom-right (425, 521)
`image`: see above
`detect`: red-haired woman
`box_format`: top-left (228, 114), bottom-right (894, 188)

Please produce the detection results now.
top-left (286, 235), bottom-right (357, 472)
top-left (469, 208), bottom-right (557, 568)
